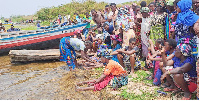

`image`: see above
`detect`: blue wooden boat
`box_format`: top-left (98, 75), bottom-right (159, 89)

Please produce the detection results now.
top-left (0, 23), bottom-right (88, 55)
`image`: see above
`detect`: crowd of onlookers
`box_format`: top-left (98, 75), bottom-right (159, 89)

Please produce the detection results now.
top-left (59, 0), bottom-right (199, 99)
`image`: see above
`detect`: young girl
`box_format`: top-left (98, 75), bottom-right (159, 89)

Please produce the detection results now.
top-left (148, 2), bottom-right (156, 16)
top-left (73, 29), bottom-right (85, 41)
top-left (141, 7), bottom-right (151, 58)
top-left (76, 48), bottom-right (128, 91)
top-left (110, 35), bottom-right (122, 63)
top-left (112, 38), bottom-right (140, 74)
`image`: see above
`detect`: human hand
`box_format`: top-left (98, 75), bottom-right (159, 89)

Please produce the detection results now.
top-left (161, 47), bottom-right (165, 54)
top-left (148, 56), bottom-right (153, 60)
top-left (193, 21), bottom-right (199, 36)
top-left (160, 72), bottom-right (168, 83)
top-left (116, 49), bottom-right (123, 53)
top-left (149, 39), bottom-right (153, 45)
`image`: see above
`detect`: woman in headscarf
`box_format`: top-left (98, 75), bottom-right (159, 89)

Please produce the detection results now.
top-left (161, 38), bottom-right (197, 100)
top-left (59, 37), bottom-right (94, 71)
top-left (174, 0), bottom-right (199, 42)
top-left (76, 48), bottom-right (128, 91)
top-left (150, 3), bottom-right (167, 44)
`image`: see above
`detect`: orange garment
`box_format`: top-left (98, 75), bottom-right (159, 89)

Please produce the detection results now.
top-left (104, 60), bottom-right (127, 76)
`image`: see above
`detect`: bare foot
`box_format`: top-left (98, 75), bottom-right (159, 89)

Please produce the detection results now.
top-left (75, 85), bottom-right (81, 91)
top-left (76, 82), bottom-right (83, 86)
top-left (83, 66), bottom-right (89, 70)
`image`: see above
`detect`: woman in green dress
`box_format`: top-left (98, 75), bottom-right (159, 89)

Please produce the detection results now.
top-left (150, 3), bottom-right (167, 44)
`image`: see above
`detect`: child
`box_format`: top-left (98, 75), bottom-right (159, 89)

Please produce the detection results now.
top-left (148, 39), bottom-right (177, 86)
top-left (110, 35), bottom-right (122, 63)
top-left (145, 39), bottom-right (164, 80)
top-left (148, 2), bottom-right (156, 16)
top-left (76, 48), bottom-right (128, 91)
top-left (112, 38), bottom-right (140, 74)
top-left (73, 29), bottom-right (85, 41)
top-left (141, 7), bottom-right (151, 58)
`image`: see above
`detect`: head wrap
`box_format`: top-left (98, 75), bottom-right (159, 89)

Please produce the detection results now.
top-left (74, 29), bottom-right (81, 35)
top-left (97, 44), bottom-right (113, 59)
top-left (96, 34), bottom-right (104, 40)
top-left (156, 2), bottom-right (163, 7)
top-left (110, 35), bottom-right (122, 42)
top-left (166, 0), bottom-right (175, 6)
top-left (176, 0), bottom-right (199, 26)
top-left (177, 43), bottom-right (192, 56)
top-left (140, 7), bottom-right (150, 13)
top-left (177, 38), bottom-right (193, 56)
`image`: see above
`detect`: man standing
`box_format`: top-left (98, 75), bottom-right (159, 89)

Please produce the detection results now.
top-left (91, 9), bottom-right (106, 34)
top-left (83, 12), bottom-right (92, 38)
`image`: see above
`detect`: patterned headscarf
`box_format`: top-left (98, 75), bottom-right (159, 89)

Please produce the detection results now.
top-left (110, 35), bottom-right (122, 42)
top-left (166, 0), bottom-right (175, 6)
top-left (97, 44), bottom-right (113, 59)
top-left (140, 7), bottom-right (150, 13)
top-left (74, 29), bottom-right (81, 35)
top-left (177, 38), bottom-right (193, 56)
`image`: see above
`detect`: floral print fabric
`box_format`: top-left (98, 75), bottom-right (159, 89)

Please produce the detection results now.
top-left (150, 12), bottom-right (167, 44)
top-left (115, 7), bottom-right (131, 32)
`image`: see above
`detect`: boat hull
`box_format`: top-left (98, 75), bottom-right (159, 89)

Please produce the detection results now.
top-left (0, 23), bottom-right (87, 55)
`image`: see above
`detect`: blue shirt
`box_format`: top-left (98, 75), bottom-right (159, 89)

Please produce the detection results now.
top-left (107, 25), bottom-right (114, 35)
top-left (112, 44), bottom-right (122, 63)
top-left (172, 56), bottom-right (197, 77)
top-left (7, 28), bottom-right (20, 32)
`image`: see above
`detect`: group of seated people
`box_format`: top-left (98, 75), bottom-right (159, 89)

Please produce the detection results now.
top-left (59, 0), bottom-right (199, 100)
top-left (7, 25), bottom-right (20, 32)
top-left (0, 23), bottom-right (20, 33)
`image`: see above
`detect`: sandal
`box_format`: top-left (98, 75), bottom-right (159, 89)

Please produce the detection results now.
top-left (163, 87), bottom-right (178, 92)
top-left (182, 94), bottom-right (192, 100)
top-left (161, 83), bottom-right (170, 88)
top-left (146, 75), bottom-right (153, 80)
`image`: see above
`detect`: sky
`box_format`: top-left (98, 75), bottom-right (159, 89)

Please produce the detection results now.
top-left (0, 0), bottom-right (133, 18)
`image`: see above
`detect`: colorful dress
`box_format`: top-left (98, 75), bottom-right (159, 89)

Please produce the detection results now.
top-left (111, 44), bottom-right (122, 63)
top-left (122, 46), bottom-right (141, 70)
top-left (172, 56), bottom-right (197, 93)
top-left (175, 0), bottom-right (199, 59)
top-left (150, 12), bottom-right (167, 44)
top-left (59, 37), bottom-right (85, 69)
top-left (114, 7), bottom-right (131, 32)
top-left (135, 15), bottom-right (142, 49)
top-left (104, 60), bottom-right (128, 89)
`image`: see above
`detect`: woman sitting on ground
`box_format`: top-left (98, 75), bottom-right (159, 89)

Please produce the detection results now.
top-left (160, 38), bottom-right (197, 100)
top-left (76, 48), bottom-right (128, 91)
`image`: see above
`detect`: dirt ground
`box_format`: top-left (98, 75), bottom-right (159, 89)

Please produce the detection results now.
top-left (0, 55), bottom-right (196, 100)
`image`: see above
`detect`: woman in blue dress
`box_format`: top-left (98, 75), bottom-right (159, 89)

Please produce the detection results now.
top-left (59, 37), bottom-right (95, 71)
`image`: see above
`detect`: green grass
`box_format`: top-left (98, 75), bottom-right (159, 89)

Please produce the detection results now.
top-left (131, 70), bottom-right (151, 82)
top-left (40, 21), bottom-right (50, 26)
top-left (20, 26), bottom-right (37, 30)
top-left (4, 25), bottom-right (37, 31)
top-left (120, 89), bottom-right (157, 100)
